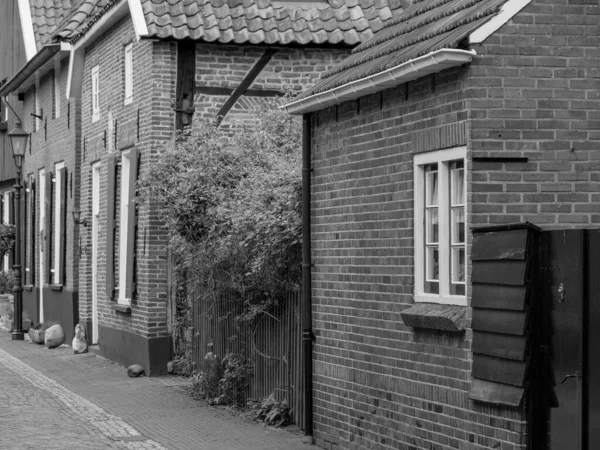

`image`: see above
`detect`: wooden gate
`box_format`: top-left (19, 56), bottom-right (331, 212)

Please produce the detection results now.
top-left (191, 291), bottom-right (305, 428)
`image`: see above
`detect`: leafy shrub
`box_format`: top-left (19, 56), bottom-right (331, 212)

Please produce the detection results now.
top-left (140, 105), bottom-right (302, 325)
top-left (0, 270), bottom-right (14, 294)
top-left (0, 224), bottom-right (15, 259)
top-left (189, 352), bottom-right (252, 407)
top-left (245, 393), bottom-right (291, 427)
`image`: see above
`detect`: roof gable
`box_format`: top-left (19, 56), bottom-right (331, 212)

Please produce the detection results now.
top-left (307, 0), bottom-right (509, 95)
top-left (138, 0), bottom-right (407, 46)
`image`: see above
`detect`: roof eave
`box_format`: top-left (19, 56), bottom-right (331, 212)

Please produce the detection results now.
top-left (283, 48), bottom-right (476, 115)
top-left (0, 43), bottom-right (71, 97)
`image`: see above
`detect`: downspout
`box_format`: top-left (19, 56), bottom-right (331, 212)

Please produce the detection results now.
top-left (301, 113), bottom-right (314, 440)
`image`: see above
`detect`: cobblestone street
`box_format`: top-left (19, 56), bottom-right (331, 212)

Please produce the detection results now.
top-left (0, 333), bottom-right (315, 450)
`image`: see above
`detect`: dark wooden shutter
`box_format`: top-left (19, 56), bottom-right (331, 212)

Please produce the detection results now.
top-left (57, 167), bottom-right (67, 285)
top-left (8, 191), bottom-right (14, 269)
top-left (22, 180), bottom-right (27, 282)
top-left (106, 154), bottom-right (117, 298)
top-left (175, 42), bottom-right (196, 129)
top-left (30, 179), bottom-right (36, 285)
top-left (45, 172), bottom-right (53, 284)
top-left (125, 148), bottom-right (139, 299)
top-left (469, 223), bottom-right (540, 407)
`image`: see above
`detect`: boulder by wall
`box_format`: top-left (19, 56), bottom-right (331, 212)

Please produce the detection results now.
top-left (44, 324), bottom-right (65, 349)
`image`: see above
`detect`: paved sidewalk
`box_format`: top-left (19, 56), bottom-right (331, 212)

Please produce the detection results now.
top-left (0, 332), bottom-right (317, 450)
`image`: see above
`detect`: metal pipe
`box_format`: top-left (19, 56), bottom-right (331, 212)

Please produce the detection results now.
top-left (301, 113), bottom-right (313, 439)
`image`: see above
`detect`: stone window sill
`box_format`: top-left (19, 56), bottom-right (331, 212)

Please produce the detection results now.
top-left (112, 304), bottom-right (131, 315)
top-left (400, 303), bottom-right (466, 332)
top-left (50, 284), bottom-right (63, 291)
top-left (23, 285), bottom-right (34, 291)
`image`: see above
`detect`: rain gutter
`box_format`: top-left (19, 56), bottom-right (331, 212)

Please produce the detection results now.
top-left (283, 48), bottom-right (476, 115)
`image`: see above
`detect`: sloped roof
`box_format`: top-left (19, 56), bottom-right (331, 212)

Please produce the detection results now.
top-left (30, 0), bottom-right (74, 48)
top-left (52, 0), bottom-right (118, 42)
top-left (299, 0), bottom-right (509, 97)
top-left (140, 0), bottom-right (407, 46)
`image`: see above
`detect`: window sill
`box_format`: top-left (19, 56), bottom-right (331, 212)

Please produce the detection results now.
top-left (124, 97), bottom-right (133, 106)
top-left (50, 284), bottom-right (63, 291)
top-left (414, 293), bottom-right (466, 306)
top-left (401, 302), bottom-right (467, 332)
top-left (23, 285), bottom-right (34, 291)
top-left (112, 304), bottom-right (131, 314)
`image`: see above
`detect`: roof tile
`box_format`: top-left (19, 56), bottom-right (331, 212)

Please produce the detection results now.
top-left (141, 0), bottom-right (405, 46)
top-left (300, 0), bottom-right (508, 97)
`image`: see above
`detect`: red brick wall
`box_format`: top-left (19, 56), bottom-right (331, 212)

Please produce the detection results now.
top-left (78, 17), bottom-right (176, 340)
top-left (468, 0), bottom-right (600, 228)
top-left (193, 44), bottom-right (349, 128)
top-left (310, 67), bottom-right (529, 450)
top-left (22, 56), bottom-right (80, 293)
top-left (309, 1), bottom-right (600, 449)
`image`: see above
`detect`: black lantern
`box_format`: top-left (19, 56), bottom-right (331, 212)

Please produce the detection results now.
top-left (8, 120), bottom-right (29, 169)
top-left (72, 209), bottom-right (88, 227)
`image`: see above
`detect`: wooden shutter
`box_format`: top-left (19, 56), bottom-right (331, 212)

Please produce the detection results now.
top-left (125, 148), bottom-right (139, 299)
top-left (45, 172), bottom-right (53, 284)
top-left (57, 167), bottom-right (67, 285)
top-left (22, 180), bottom-right (27, 281)
top-left (29, 179), bottom-right (36, 285)
top-left (8, 191), bottom-right (14, 269)
top-left (106, 154), bottom-right (117, 298)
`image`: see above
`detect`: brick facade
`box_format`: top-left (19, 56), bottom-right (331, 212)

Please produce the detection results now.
top-left (307, 1), bottom-right (600, 449)
top-left (20, 55), bottom-right (82, 342)
top-left (74, 15), bottom-right (350, 374)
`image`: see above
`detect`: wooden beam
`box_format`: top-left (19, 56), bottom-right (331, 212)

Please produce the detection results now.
top-left (215, 48), bottom-right (278, 126)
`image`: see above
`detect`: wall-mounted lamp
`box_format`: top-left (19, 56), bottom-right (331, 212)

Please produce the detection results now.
top-left (72, 209), bottom-right (88, 227)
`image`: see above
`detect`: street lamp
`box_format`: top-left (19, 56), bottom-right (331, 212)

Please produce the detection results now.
top-left (8, 120), bottom-right (29, 340)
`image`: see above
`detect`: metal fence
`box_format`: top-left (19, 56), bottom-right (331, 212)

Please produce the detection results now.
top-left (192, 291), bottom-right (305, 428)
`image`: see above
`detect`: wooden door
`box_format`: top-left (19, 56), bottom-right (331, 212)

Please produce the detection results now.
top-left (541, 230), bottom-right (585, 450)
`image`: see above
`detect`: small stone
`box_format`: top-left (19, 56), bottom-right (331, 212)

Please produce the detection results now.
top-left (167, 361), bottom-right (174, 373)
top-left (44, 324), bottom-right (65, 349)
top-left (127, 364), bottom-right (144, 377)
top-left (72, 324), bottom-right (88, 354)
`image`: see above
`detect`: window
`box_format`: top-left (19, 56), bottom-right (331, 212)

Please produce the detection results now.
top-left (107, 148), bottom-right (139, 307)
top-left (2, 191), bottom-right (10, 271)
top-left (91, 65), bottom-right (100, 122)
top-left (414, 146), bottom-right (466, 305)
top-left (54, 60), bottom-right (61, 119)
top-left (124, 43), bottom-right (133, 105)
top-left (52, 162), bottom-right (67, 285)
top-left (34, 82), bottom-right (40, 131)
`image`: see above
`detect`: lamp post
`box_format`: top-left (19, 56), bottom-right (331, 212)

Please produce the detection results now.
top-left (8, 120), bottom-right (29, 340)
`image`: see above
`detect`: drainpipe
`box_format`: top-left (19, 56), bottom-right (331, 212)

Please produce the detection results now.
top-left (301, 113), bottom-right (314, 440)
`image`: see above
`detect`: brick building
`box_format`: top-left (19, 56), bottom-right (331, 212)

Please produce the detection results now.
top-left (0, 1), bottom-right (78, 339)
top-left (285, 0), bottom-right (600, 448)
top-left (0, 0), bottom-right (406, 375)
top-left (0, 0), bottom-right (26, 276)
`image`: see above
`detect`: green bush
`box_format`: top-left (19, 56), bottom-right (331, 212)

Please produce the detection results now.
top-left (140, 105), bottom-right (302, 324)
top-left (0, 270), bottom-right (14, 294)
top-left (0, 224), bottom-right (15, 259)
top-left (189, 352), bottom-right (252, 406)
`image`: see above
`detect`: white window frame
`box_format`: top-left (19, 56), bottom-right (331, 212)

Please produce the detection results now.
top-left (53, 162), bottom-right (65, 284)
top-left (34, 79), bottom-right (41, 131)
top-left (54, 59), bottom-right (61, 119)
top-left (117, 150), bottom-right (132, 305)
top-left (91, 65), bottom-right (100, 122)
top-left (124, 43), bottom-right (133, 105)
top-left (414, 146), bottom-right (467, 306)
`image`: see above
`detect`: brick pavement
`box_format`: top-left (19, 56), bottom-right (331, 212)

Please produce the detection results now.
top-left (0, 332), bottom-right (318, 450)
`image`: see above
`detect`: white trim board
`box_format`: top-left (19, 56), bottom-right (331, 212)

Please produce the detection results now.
top-left (17, 0), bottom-right (37, 61)
top-left (469, 0), bottom-right (534, 44)
top-left (127, 0), bottom-right (149, 39)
